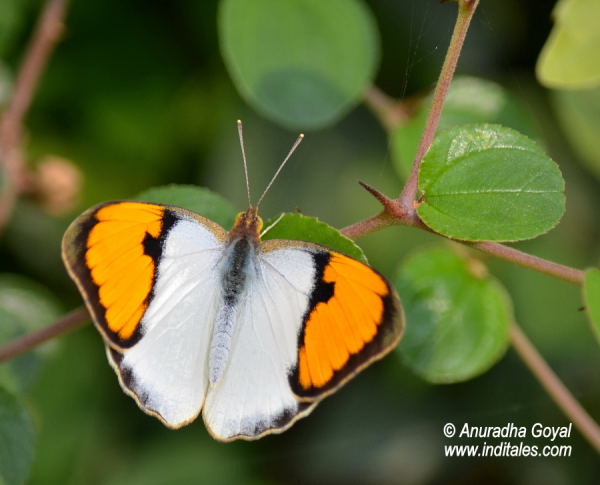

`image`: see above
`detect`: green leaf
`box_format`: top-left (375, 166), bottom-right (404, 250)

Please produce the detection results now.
top-left (417, 124), bottom-right (565, 242)
top-left (552, 86), bottom-right (600, 181)
top-left (391, 76), bottom-right (538, 178)
top-left (396, 245), bottom-right (511, 383)
top-left (219, 0), bottom-right (379, 129)
top-left (133, 184), bottom-right (238, 230)
top-left (583, 268), bottom-right (600, 342)
top-left (0, 386), bottom-right (35, 485)
top-left (262, 213), bottom-right (367, 263)
top-left (537, 0), bottom-right (600, 89)
top-left (0, 274), bottom-right (62, 393)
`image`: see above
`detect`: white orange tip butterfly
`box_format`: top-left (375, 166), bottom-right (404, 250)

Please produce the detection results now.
top-left (61, 123), bottom-right (404, 441)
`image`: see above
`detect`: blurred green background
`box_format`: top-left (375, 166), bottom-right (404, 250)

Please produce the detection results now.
top-left (1, 0), bottom-right (599, 483)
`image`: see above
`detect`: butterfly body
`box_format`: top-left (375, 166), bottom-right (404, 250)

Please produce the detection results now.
top-left (62, 201), bottom-right (404, 440)
top-left (209, 208), bottom-right (262, 384)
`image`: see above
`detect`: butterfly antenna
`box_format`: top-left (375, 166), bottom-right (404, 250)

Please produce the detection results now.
top-left (256, 133), bottom-right (304, 208)
top-left (237, 120), bottom-right (252, 207)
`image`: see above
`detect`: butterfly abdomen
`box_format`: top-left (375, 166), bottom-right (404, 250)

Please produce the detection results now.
top-left (209, 236), bottom-right (257, 385)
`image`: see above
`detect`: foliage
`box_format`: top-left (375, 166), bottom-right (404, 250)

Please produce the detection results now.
top-left (537, 0), bottom-right (600, 89)
top-left (396, 245), bottom-right (510, 383)
top-left (262, 212), bottom-right (367, 262)
top-left (0, 386), bottom-right (34, 485)
top-left (0, 275), bottom-right (61, 395)
top-left (134, 185), bottom-right (238, 229)
top-left (416, 124), bottom-right (565, 241)
top-left (0, 1), bottom-right (599, 484)
top-left (391, 76), bottom-right (538, 177)
top-left (219, 0), bottom-right (379, 129)
top-left (552, 86), bottom-right (600, 181)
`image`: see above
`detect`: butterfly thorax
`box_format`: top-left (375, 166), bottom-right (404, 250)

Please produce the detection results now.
top-left (208, 207), bottom-right (263, 385)
top-left (227, 207), bottom-right (263, 243)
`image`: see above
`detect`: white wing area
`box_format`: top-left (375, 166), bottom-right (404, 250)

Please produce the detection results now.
top-left (108, 217), bottom-right (224, 428)
top-left (202, 246), bottom-right (317, 440)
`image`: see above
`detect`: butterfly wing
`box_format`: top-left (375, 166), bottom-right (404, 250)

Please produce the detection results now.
top-left (63, 203), bottom-right (404, 438)
top-left (202, 240), bottom-right (404, 441)
top-left (283, 244), bottom-right (404, 400)
top-left (202, 244), bottom-right (317, 440)
top-left (62, 201), bottom-right (227, 427)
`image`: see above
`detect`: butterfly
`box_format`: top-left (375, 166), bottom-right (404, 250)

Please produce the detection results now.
top-left (61, 121), bottom-right (404, 441)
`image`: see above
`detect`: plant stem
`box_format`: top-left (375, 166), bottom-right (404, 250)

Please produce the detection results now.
top-left (398, 0), bottom-right (480, 207)
top-left (0, 0), bottom-right (69, 234)
top-left (340, 213), bottom-right (393, 240)
top-left (340, 187), bottom-right (584, 286)
top-left (509, 322), bottom-right (600, 454)
top-left (471, 241), bottom-right (583, 285)
top-left (363, 85), bottom-right (411, 131)
top-left (0, 306), bottom-right (89, 363)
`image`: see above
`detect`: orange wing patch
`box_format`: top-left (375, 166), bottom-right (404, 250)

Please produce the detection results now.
top-left (63, 202), bottom-right (171, 347)
top-left (293, 252), bottom-right (403, 399)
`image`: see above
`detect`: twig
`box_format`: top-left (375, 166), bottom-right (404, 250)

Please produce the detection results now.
top-left (349, 0), bottom-right (582, 289)
top-left (398, 0), bottom-right (480, 207)
top-left (363, 85), bottom-right (411, 131)
top-left (509, 322), bottom-right (600, 454)
top-left (471, 241), bottom-right (583, 285)
top-left (0, 0), bottom-right (69, 234)
top-left (340, 212), bottom-right (394, 240)
top-left (341, 185), bottom-right (584, 286)
top-left (0, 306), bottom-right (89, 363)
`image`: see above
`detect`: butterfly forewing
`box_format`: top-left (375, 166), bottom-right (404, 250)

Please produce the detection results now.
top-left (260, 242), bottom-right (404, 401)
top-left (63, 202), bottom-right (227, 427)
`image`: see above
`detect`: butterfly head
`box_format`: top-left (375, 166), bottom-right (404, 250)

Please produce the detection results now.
top-left (229, 207), bottom-right (263, 242)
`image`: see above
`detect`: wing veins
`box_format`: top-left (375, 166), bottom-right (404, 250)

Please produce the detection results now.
top-left (260, 257), bottom-right (310, 297)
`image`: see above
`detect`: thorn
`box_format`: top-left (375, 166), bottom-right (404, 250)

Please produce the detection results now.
top-left (358, 181), bottom-right (388, 204)
top-left (358, 181), bottom-right (418, 223)
top-left (358, 180), bottom-right (401, 216)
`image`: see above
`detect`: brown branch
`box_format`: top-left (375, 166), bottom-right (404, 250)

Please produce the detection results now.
top-left (0, 306), bottom-right (89, 363)
top-left (340, 212), bottom-right (393, 240)
top-left (471, 241), bottom-right (583, 285)
top-left (398, 0), bottom-right (480, 207)
top-left (509, 322), bottom-right (600, 454)
top-left (0, 0), bottom-right (69, 234)
top-left (341, 184), bottom-right (584, 285)
top-left (363, 85), bottom-right (411, 131)
top-left (349, 0), bottom-right (582, 291)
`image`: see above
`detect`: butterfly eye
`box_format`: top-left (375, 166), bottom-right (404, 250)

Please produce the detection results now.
top-left (232, 211), bottom-right (245, 228)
